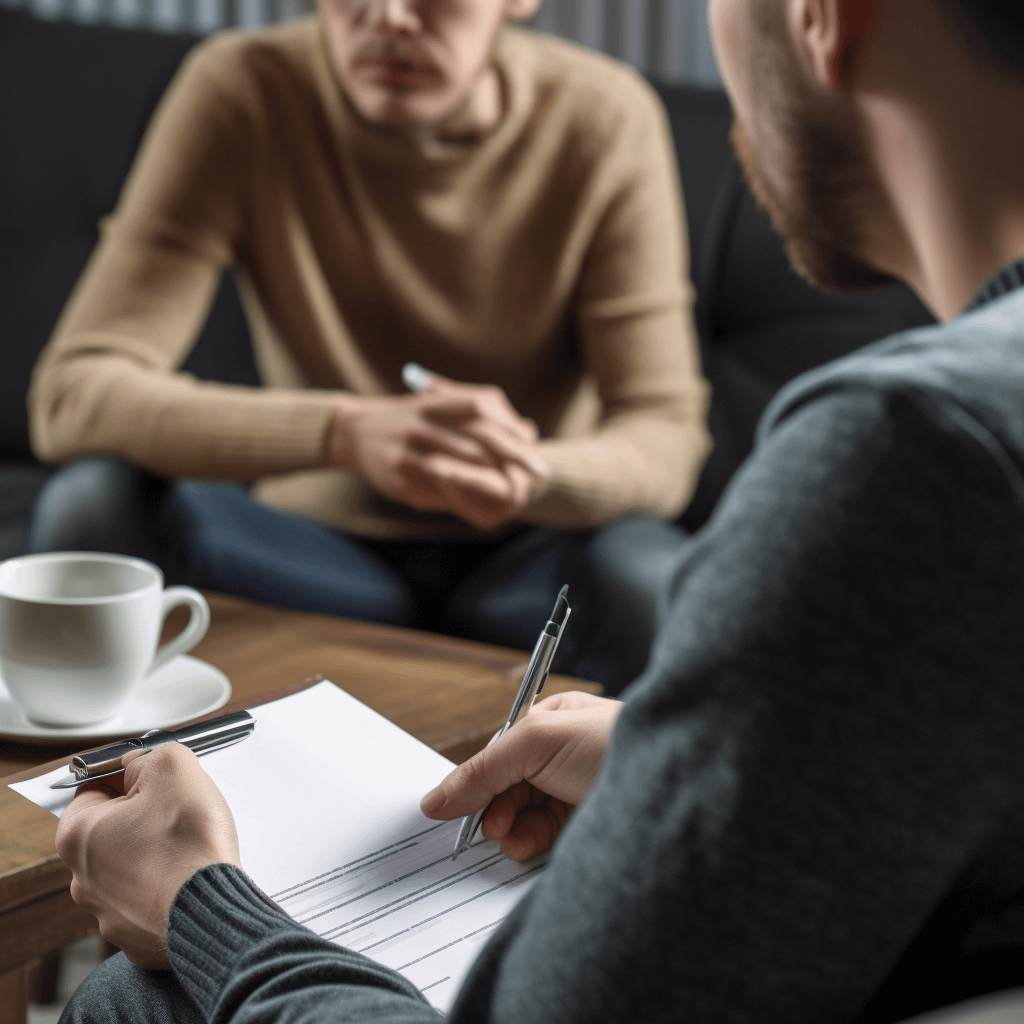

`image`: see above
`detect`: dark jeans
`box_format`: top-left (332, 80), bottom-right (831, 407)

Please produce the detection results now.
top-left (27, 458), bottom-right (687, 694)
top-left (59, 952), bottom-right (198, 1024)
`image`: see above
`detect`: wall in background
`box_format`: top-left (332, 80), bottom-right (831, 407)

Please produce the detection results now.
top-left (532, 0), bottom-right (718, 83)
top-left (0, 0), bottom-right (720, 83)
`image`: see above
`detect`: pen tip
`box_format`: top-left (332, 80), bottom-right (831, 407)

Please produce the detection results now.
top-left (551, 585), bottom-right (570, 626)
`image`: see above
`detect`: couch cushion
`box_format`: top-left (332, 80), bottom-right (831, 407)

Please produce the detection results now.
top-left (0, 10), bottom-right (258, 463)
top-left (0, 11), bottom-right (194, 461)
top-left (650, 84), bottom-right (734, 285)
top-left (0, 464), bottom-right (53, 561)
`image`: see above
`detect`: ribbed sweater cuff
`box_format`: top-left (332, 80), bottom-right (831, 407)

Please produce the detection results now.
top-left (167, 863), bottom-right (293, 1018)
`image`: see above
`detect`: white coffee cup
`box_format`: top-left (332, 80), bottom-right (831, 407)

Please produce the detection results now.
top-left (0, 552), bottom-right (210, 727)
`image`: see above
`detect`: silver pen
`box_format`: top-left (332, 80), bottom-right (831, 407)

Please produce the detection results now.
top-left (451, 586), bottom-right (571, 861)
top-left (49, 710), bottom-right (256, 789)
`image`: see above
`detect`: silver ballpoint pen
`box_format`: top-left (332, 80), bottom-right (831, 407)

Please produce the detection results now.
top-left (49, 710), bottom-right (256, 789)
top-left (451, 586), bottom-right (571, 861)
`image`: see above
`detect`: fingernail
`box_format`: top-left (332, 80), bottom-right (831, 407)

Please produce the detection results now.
top-left (421, 788), bottom-right (446, 815)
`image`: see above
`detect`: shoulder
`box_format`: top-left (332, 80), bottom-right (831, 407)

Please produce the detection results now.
top-left (761, 291), bottom-right (1024, 498)
top-left (499, 27), bottom-right (670, 152)
top-left (169, 17), bottom-right (321, 110)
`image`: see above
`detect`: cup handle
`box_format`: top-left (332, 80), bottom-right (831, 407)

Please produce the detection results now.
top-left (148, 587), bottom-right (211, 676)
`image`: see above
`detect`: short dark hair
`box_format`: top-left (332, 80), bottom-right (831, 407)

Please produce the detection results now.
top-left (945, 0), bottom-right (1024, 80)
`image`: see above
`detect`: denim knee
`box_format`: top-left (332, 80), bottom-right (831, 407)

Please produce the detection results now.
top-left (26, 457), bottom-right (169, 562)
top-left (571, 516), bottom-right (688, 696)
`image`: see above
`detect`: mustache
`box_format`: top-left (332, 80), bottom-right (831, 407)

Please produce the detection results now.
top-left (352, 37), bottom-right (436, 68)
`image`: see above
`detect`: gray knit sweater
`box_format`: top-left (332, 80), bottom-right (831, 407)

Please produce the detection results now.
top-left (165, 265), bottom-right (1024, 1023)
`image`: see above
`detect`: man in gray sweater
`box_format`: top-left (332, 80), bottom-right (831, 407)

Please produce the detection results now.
top-left (54, 0), bottom-right (1024, 1020)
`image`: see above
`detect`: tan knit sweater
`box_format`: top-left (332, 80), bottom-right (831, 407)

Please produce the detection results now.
top-left (29, 18), bottom-right (710, 539)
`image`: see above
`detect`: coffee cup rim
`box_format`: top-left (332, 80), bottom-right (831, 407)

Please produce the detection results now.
top-left (0, 551), bottom-right (164, 605)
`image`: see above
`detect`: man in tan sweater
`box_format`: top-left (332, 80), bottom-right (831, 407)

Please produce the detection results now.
top-left (27, 0), bottom-right (710, 692)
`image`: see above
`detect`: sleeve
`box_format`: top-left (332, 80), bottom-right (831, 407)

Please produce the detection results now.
top-left (168, 864), bottom-right (443, 1023)
top-left (27, 39), bottom-right (338, 480)
top-left (525, 81), bottom-right (711, 527)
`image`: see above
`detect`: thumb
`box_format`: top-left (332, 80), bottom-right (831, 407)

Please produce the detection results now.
top-left (418, 370), bottom-right (457, 391)
top-left (421, 729), bottom-right (534, 820)
top-left (55, 783), bottom-right (122, 864)
top-left (65, 783), bottom-right (122, 814)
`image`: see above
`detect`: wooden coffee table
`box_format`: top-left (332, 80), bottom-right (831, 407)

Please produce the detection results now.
top-left (0, 593), bottom-right (600, 1024)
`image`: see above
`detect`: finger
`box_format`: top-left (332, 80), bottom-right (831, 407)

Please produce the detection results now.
top-left (419, 390), bottom-right (536, 443)
top-left (438, 407), bottom-right (543, 464)
top-left (451, 419), bottom-right (549, 478)
top-left (421, 719), bottom-right (569, 819)
top-left (121, 741), bottom-right (200, 793)
top-left (479, 790), bottom-right (518, 843)
top-left (431, 463), bottom-right (537, 531)
top-left (532, 691), bottom-right (619, 713)
top-left (421, 740), bottom-right (526, 819)
top-left (406, 420), bottom-right (494, 465)
top-left (500, 801), bottom-right (571, 862)
top-left (399, 447), bottom-right (527, 530)
top-left (422, 393), bottom-right (540, 447)
top-left (422, 456), bottom-right (514, 503)
top-left (398, 459), bottom-right (478, 513)
top-left (55, 784), bottom-right (121, 867)
top-left (500, 463), bottom-right (536, 509)
top-left (428, 459), bottom-right (535, 516)
top-left (410, 368), bottom-right (450, 391)
top-left (433, 474), bottom-right (518, 532)
top-left (63, 782), bottom-right (120, 816)
top-left (478, 780), bottom-right (542, 843)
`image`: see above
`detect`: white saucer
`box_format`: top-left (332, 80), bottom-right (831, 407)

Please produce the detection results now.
top-left (0, 655), bottom-right (232, 745)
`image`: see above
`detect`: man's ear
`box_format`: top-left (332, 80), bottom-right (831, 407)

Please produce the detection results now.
top-left (504, 0), bottom-right (542, 23)
top-left (791, 0), bottom-right (874, 86)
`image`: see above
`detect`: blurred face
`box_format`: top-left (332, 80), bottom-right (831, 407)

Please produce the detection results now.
top-left (318, 0), bottom-right (537, 127)
top-left (708, 0), bottom-right (893, 292)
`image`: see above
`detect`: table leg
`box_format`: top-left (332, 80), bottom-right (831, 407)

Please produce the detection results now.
top-left (0, 965), bottom-right (29, 1024)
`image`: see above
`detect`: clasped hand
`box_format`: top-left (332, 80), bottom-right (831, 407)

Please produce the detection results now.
top-left (327, 373), bottom-right (550, 530)
top-left (54, 691), bottom-right (621, 968)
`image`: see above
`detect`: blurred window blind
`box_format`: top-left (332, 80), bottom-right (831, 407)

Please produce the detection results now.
top-left (0, 0), bottom-right (719, 83)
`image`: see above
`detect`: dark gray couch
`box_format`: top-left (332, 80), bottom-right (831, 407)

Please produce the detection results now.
top-left (0, 9), bottom-right (933, 560)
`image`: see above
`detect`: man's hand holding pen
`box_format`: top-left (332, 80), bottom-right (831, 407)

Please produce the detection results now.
top-left (55, 744), bottom-right (241, 970)
top-left (420, 692), bottom-right (623, 862)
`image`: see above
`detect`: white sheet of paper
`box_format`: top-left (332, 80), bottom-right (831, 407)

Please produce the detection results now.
top-left (9, 681), bottom-right (543, 1012)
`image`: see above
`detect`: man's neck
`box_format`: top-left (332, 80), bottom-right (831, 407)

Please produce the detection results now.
top-left (856, 2), bottom-right (1024, 320)
top-left (869, 101), bottom-right (1024, 320)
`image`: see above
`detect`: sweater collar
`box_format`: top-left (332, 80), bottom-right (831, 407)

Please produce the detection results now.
top-left (964, 256), bottom-right (1024, 313)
